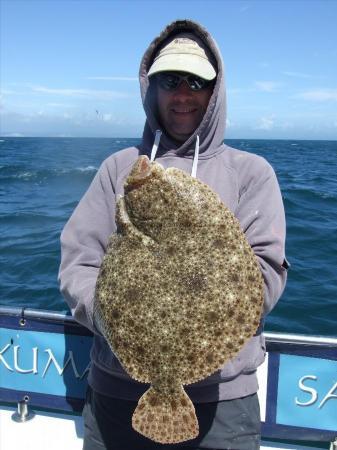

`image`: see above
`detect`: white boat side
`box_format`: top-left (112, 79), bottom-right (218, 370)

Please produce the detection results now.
top-left (1, 307), bottom-right (336, 449)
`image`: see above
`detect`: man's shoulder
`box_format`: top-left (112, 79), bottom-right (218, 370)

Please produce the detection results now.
top-left (224, 144), bottom-right (271, 169)
top-left (101, 146), bottom-right (140, 178)
top-left (222, 144), bottom-right (274, 178)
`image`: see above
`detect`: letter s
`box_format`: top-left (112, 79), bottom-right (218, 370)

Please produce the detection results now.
top-left (295, 375), bottom-right (318, 406)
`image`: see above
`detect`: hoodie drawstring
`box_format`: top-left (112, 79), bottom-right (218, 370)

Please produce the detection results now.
top-left (150, 130), bottom-right (162, 162)
top-left (150, 131), bottom-right (200, 178)
top-left (191, 135), bottom-right (199, 178)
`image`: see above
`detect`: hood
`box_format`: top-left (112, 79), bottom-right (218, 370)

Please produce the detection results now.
top-left (139, 19), bottom-right (226, 159)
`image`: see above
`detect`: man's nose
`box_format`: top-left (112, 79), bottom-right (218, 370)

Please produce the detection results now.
top-left (173, 80), bottom-right (193, 98)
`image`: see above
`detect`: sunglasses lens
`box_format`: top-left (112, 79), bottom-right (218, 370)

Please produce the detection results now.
top-left (188, 75), bottom-right (208, 91)
top-left (157, 73), bottom-right (180, 90)
top-left (156, 72), bottom-right (210, 91)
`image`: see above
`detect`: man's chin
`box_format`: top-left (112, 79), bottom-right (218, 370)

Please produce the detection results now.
top-left (167, 126), bottom-right (196, 144)
top-left (169, 131), bottom-right (193, 144)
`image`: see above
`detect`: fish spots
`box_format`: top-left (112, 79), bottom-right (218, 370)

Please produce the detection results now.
top-left (236, 314), bottom-right (245, 325)
top-left (127, 239), bottom-right (141, 250)
top-left (179, 327), bottom-right (189, 338)
top-left (111, 308), bottom-right (120, 320)
top-left (149, 395), bottom-right (158, 407)
top-left (127, 317), bottom-right (135, 326)
top-left (99, 266), bottom-right (107, 277)
top-left (212, 238), bottom-right (225, 249)
top-left (170, 400), bottom-right (177, 410)
top-left (187, 353), bottom-right (197, 364)
top-left (229, 273), bottom-right (240, 282)
top-left (227, 308), bottom-right (235, 318)
top-left (205, 311), bottom-right (218, 323)
top-left (134, 324), bottom-right (144, 333)
top-left (253, 319), bottom-right (260, 328)
top-left (205, 353), bottom-right (215, 364)
top-left (159, 310), bottom-right (167, 319)
top-left (180, 398), bottom-right (188, 407)
top-left (151, 359), bottom-right (159, 369)
top-left (180, 273), bottom-right (207, 291)
top-left (182, 414), bottom-right (189, 424)
top-left (94, 156), bottom-right (264, 444)
top-left (136, 345), bottom-right (145, 355)
top-left (125, 286), bottom-right (142, 303)
top-left (181, 218), bottom-right (193, 228)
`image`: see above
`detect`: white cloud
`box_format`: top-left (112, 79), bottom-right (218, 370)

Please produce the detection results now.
top-left (102, 113), bottom-right (113, 122)
top-left (255, 116), bottom-right (275, 130)
top-left (255, 81), bottom-right (282, 92)
top-left (258, 62), bottom-right (271, 68)
top-left (239, 4), bottom-right (251, 12)
top-left (87, 76), bottom-right (138, 81)
top-left (279, 121), bottom-right (294, 130)
top-left (2, 132), bottom-right (25, 137)
top-left (1, 107), bottom-right (144, 137)
top-left (31, 85), bottom-right (131, 99)
top-left (227, 87), bottom-right (253, 95)
top-left (47, 102), bottom-right (74, 108)
top-left (283, 71), bottom-right (313, 79)
top-left (294, 89), bottom-right (337, 101)
top-left (1, 89), bottom-right (18, 95)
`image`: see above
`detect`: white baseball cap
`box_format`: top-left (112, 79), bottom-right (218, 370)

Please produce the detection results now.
top-left (148, 33), bottom-right (216, 81)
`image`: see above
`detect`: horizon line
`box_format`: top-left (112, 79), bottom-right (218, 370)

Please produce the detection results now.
top-left (1, 136), bottom-right (336, 142)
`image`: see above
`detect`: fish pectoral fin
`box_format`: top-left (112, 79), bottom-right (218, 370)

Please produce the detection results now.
top-left (132, 385), bottom-right (199, 444)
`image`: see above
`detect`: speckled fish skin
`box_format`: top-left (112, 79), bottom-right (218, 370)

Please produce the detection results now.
top-left (94, 155), bottom-right (264, 444)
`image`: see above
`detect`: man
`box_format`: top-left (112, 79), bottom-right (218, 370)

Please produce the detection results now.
top-left (58, 19), bottom-right (288, 450)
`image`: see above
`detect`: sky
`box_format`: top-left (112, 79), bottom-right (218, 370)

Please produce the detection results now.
top-left (1, 0), bottom-right (337, 140)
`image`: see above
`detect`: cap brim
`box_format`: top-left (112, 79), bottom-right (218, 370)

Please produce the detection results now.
top-left (148, 54), bottom-right (216, 80)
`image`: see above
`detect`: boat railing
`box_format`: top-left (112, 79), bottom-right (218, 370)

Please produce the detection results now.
top-left (0, 306), bottom-right (336, 444)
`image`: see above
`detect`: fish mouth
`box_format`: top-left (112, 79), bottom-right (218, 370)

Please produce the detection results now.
top-left (125, 156), bottom-right (152, 193)
top-left (134, 155), bottom-right (151, 178)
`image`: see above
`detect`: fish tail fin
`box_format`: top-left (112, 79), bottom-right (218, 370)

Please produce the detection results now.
top-left (132, 385), bottom-right (199, 444)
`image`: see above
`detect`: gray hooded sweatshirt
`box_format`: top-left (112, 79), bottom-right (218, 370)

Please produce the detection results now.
top-left (58, 19), bottom-right (288, 402)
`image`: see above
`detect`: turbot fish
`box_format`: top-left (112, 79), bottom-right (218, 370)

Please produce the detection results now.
top-left (94, 155), bottom-right (264, 444)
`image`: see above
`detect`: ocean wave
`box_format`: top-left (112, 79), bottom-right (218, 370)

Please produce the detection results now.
top-left (284, 186), bottom-right (337, 203)
top-left (77, 165), bottom-right (98, 172)
top-left (16, 171), bottom-right (36, 180)
top-left (0, 165), bottom-right (98, 182)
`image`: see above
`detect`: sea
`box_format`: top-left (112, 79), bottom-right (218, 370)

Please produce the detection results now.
top-left (0, 137), bottom-right (336, 337)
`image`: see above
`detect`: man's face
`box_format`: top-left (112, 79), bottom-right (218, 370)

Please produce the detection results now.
top-left (155, 72), bottom-right (214, 144)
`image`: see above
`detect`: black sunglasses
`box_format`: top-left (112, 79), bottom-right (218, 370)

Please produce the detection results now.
top-left (155, 72), bottom-right (212, 92)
